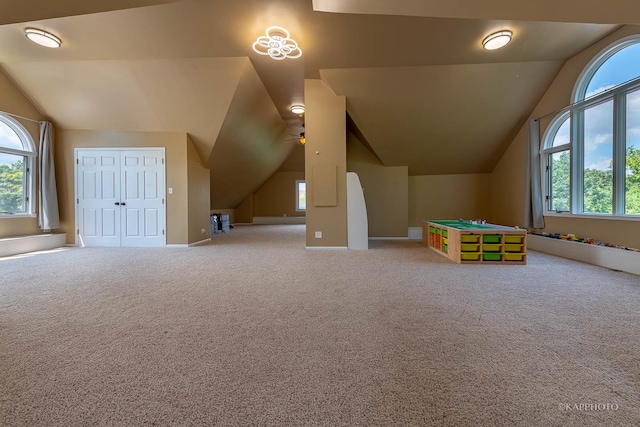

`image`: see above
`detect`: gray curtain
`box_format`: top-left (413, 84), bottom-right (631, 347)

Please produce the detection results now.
top-left (525, 118), bottom-right (545, 229)
top-left (38, 121), bottom-right (60, 231)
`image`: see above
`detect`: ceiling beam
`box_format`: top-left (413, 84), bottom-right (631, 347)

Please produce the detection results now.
top-left (313, 0), bottom-right (640, 24)
top-left (0, 0), bottom-right (183, 25)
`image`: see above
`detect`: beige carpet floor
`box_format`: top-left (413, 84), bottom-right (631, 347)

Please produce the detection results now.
top-left (1, 224), bottom-right (639, 426)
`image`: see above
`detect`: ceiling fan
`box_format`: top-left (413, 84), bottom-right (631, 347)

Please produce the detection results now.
top-left (285, 123), bottom-right (305, 145)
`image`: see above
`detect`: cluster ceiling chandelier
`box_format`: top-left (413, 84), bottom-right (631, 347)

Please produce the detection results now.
top-left (253, 26), bottom-right (301, 60)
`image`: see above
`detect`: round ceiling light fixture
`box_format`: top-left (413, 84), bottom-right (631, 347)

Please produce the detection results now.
top-left (482, 30), bottom-right (512, 50)
top-left (25, 28), bottom-right (62, 48)
top-left (253, 26), bottom-right (301, 60)
top-left (291, 105), bottom-right (305, 114)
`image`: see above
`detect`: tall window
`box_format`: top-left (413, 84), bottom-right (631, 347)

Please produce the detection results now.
top-left (541, 36), bottom-right (640, 217)
top-left (296, 180), bottom-right (306, 211)
top-left (0, 114), bottom-right (36, 216)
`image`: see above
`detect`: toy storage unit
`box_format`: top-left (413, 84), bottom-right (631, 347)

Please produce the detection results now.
top-left (422, 220), bottom-right (527, 265)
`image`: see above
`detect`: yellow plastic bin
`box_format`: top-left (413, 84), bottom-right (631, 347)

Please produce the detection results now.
top-left (504, 235), bottom-right (524, 244)
top-left (504, 244), bottom-right (524, 252)
top-left (460, 243), bottom-right (480, 252)
top-left (504, 253), bottom-right (525, 261)
top-left (461, 252), bottom-right (481, 261)
top-left (461, 234), bottom-right (480, 243)
top-left (482, 244), bottom-right (501, 252)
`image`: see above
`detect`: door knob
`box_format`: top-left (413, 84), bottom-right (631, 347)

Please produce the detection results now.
top-left (121, 202), bottom-right (126, 206)
top-left (114, 202), bottom-right (120, 205)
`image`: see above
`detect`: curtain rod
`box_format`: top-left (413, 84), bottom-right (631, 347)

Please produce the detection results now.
top-left (0, 110), bottom-right (42, 124)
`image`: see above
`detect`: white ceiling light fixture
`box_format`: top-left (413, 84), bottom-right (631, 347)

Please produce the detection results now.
top-left (25, 28), bottom-right (62, 48)
top-left (291, 105), bottom-right (305, 114)
top-left (253, 26), bottom-right (301, 60)
top-left (482, 30), bottom-right (512, 51)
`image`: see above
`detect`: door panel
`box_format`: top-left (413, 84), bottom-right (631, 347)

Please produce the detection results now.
top-left (77, 150), bottom-right (121, 247)
top-left (121, 150), bottom-right (165, 247)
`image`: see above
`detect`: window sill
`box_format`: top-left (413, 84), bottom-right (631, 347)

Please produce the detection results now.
top-left (543, 211), bottom-right (640, 222)
top-left (0, 213), bottom-right (37, 219)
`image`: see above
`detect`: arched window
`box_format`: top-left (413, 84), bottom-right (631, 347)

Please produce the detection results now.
top-left (0, 113), bottom-right (36, 216)
top-left (542, 35), bottom-right (640, 216)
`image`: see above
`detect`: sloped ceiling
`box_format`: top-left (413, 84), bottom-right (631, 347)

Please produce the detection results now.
top-left (209, 61), bottom-right (293, 209)
top-left (4, 57), bottom-right (246, 162)
top-left (322, 61), bottom-right (563, 175)
top-left (0, 0), bottom-right (629, 208)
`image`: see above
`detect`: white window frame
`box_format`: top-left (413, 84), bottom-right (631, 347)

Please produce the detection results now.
top-left (541, 36), bottom-right (640, 220)
top-left (295, 180), bottom-right (306, 212)
top-left (0, 113), bottom-right (36, 218)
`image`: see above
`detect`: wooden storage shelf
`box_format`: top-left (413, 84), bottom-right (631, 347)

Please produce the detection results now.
top-left (423, 220), bottom-right (527, 265)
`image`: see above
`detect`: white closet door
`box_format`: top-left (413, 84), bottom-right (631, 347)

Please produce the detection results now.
top-left (76, 148), bottom-right (166, 247)
top-left (76, 150), bottom-right (121, 247)
top-left (120, 150), bottom-right (165, 247)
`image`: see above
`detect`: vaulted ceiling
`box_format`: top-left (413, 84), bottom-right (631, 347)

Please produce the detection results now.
top-left (0, 0), bottom-right (631, 208)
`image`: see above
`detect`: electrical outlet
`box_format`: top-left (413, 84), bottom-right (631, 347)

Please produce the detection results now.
top-left (315, 231), bottom-right (322, 238)
top-left (168, 187), bottom-right (173, 194)
top-left (201, 228), bottom-right (206, 234)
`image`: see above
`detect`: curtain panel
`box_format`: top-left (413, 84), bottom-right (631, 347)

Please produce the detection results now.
top-left (525, 118), bottom-right (545, 229)
top-left (38, 121), bottom-right (60, 231)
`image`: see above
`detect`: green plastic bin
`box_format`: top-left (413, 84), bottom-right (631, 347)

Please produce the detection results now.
top-left (482, 253), bottom-right (502, 261)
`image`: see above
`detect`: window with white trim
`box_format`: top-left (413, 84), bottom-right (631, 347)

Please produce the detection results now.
top-left (541, 36), bottom-right (640, 217)
top-left (296, 180), bottom-right (306, 211)
top-left (0, 114), bottom-right (36, 216)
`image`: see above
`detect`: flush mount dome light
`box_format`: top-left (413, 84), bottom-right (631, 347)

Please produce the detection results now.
top-left (291, 105), bottom-right (305, 114)
top-left (25, 28), bottom-right (61, 48)
top-left (253, 26), bottom-right (301, 60)
top-left (482, 30), bottom-right (512, 50)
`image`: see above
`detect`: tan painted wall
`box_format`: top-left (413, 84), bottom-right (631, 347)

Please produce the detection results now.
top-left (234, 196), bottom-right (253, 224)
top-left (409, 174), bottom-right (492, 226)
top-left (490, 124), bottom-right (528, 228)
top-left (56, 129), bottom-right (190, 245)
top-left (0, 69), bottom-right (46, 239)
top-left (304, 80), bottom-right (347, 247)
top-left (491, 25), bottom-right (640, 248)
top-left (254, 171), bottom-right (306, 218)
top-left (187, 135), bottom-right (211, 244)
top-left (346, 132), bottom-right (408, 237)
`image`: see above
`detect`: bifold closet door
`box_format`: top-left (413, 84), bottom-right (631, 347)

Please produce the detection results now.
top-left (76, 149), bottom-right (165, 247)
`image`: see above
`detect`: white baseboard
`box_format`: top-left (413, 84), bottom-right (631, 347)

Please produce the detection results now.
top-left (408, 227), bottom-right (422, 241)
top-left (253, 216), bottom-right (306, 225)
top-left (305, 246), bottom-right (348, 250)
top-left (369, 237), bottom-right (408, 240)
top-left (527, 234), bottom-right (640, 276)
top-left (0, 233), bottom-right (67, 258)
top-left (166, 244), bottom-right (188, 248)
top-left (189, 238), bottom-right (211, 247)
